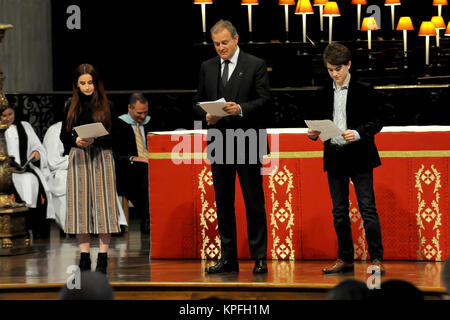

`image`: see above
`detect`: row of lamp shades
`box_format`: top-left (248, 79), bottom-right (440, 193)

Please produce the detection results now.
top-left (194, 0), bottom-right (450, 65)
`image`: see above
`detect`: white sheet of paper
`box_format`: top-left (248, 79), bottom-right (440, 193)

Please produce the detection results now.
top-left (304, 120), bottom-right (343, 141)
top-left (198, 98), bottom-right (230, 117)
top-left (20, 155), bottom-right (35, 170)
top-left (74, 122), bottom-right (109, 139)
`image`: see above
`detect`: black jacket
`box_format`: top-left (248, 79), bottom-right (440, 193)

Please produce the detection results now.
top-left (306, 78), bottom-right (383, 173)
top-left (193, 50), bottom-right (271, 164)
top-left (112, 116), bottom-right (154, 195)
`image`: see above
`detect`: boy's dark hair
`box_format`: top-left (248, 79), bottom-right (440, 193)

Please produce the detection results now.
top-left (323, 42), bottom-right (351, 66)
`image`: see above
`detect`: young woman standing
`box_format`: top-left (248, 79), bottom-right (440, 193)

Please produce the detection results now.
top-left (60, 63), bottom-right (121, 274)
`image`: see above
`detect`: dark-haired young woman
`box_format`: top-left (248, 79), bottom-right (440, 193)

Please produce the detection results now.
top-left (60, 63), bottom-right (122, 274)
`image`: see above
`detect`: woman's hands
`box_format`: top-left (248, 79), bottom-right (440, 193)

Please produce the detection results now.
top-left (76, 137), bottom-right (94, 148)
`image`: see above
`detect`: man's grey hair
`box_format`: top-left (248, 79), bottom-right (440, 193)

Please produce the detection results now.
top-left (129, 92), bottom-right (148, 109)
top-left (210, 20), bottom-right (238, 38)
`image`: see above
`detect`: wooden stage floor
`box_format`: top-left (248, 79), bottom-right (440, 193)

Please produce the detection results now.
top-left (0, 218), bottom-right (448, 300)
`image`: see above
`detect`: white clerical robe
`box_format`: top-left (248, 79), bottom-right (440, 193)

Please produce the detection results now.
top-left (43, 121), bottom-right (128, 229)
top-left (42, 121), bottom-right (68, 228)
top-left (5, 121), bottom-right (55, 221)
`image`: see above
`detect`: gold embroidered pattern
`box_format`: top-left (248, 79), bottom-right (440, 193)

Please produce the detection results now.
top-left (349, 202), bottom-right (368, 261)
top-left (199, 166), bottom-right (220, 260)
top-left (415, 165), bottom-right (442, 261)
top-left (268, 166), bottom-right (295, 260)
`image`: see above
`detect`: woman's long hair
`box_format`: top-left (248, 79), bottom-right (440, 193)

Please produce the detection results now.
top-left (65, 63), bottom-right (112, 132)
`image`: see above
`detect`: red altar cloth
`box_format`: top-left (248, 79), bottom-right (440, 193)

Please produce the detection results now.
top-left (148, 127), bottom-right (450, 261)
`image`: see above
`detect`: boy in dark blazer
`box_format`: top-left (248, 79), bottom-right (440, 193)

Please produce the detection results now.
top-left (194, 20), bottom-right (270, 274)
top-left (307, 42), bottom-right (385, 275)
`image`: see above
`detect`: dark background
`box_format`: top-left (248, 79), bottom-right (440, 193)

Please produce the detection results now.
top-left (51, 0), bottom-right (448, 91)
top-left (8, 0), bottom-right (445, 138)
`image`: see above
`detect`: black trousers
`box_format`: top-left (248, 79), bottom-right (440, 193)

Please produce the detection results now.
top-left (211, 163), bottom-right (268, 261)
top-left (122, 164), bottom-right (150, 224)
top-left (327, 168), bottom-right (384, 262)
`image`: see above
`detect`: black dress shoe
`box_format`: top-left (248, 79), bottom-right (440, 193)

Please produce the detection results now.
top-left (205, 259), bottom-right (239, 274)
top-left (253, 259), bottom-right (268, 274)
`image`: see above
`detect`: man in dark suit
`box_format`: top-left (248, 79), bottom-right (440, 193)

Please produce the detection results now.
top-left (307, 42), bottom-right (385, 275)
top-left (113, 93), bottom-right (153, 234)
top-left (194, 20), bottom-right (270, 274)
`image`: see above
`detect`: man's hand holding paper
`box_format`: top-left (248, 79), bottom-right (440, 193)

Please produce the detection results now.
top-left (198, 98), bottom-right (229, 117)
top-left (223, 102), bottom-right (242, 116)
top-left (304, 120), bottom-right (344, 141)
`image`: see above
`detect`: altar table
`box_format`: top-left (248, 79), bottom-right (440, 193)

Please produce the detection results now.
top-left (147, 127), bottom-right (450, 261)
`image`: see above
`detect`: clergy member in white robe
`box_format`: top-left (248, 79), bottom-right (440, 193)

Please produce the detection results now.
top-left (1, 107), bottom-right (56, 226)
top-left (43, 121), bottom-right (128, 230)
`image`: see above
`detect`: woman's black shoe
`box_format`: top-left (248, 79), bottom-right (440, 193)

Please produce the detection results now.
top-left (79, 252), bottom-right (91, 272)
top-left (95, 252), bottom-right (108, 274)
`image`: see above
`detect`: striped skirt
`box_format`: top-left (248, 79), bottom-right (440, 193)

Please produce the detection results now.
top-left (65, 146), bottom-right (121, 234)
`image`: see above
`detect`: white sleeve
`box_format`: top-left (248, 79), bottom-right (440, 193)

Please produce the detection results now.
top-left (43, 122), bottom-right (69, 171)
top-left (22, 121), bottom-right (49, 171)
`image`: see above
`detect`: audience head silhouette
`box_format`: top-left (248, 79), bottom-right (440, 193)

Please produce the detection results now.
top-left (325, 279), bottom-right (370, 300)
top-left (59, 271), bottom-right (114, 300)
top-left (442, 258), bottom-right (450, 296)
top-left (370, 279), bottom-right (423, 301)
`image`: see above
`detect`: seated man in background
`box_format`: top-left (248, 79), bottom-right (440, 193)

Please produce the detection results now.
top-left (113, 93), bottom-right (154, 234)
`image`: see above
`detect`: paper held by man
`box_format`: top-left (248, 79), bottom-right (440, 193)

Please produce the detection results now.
top-left (304, 120), bottom-right (343, 141)
top-left (74, 122), bottom-right (109, 139)
top-left (198, 98), bottom-right (230, 117)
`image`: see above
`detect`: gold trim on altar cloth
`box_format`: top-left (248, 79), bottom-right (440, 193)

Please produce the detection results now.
top-left (149, 150), bottom-right (450, 160)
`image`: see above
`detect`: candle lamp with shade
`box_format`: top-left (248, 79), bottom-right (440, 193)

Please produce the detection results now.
top-left (279, 0), bottom-right (296, 43)
top-left (431, 16), bottom-right (446, 48)
top-left (194, 0), bottom-right (213, 44)
top-left (361, 17), bottom-right (378, 70)
top-left (295, 0), bottom-right (314, 44)
top-left (418, 21), bottom-right (437, 67)
top-left (323, 1), bottom-right (340, 43)
top-left (396, 16), bottom-right (413, 68)
top-left (361, 17), bottom-right (379, 50)
top-left (445, 21), bottom-right (450, 36)
top-left (385, 0), bottom-right (401, 39)
top-left (313, 0), bottom-right (328, 42)
top-left (241, 0), bottom-right (259, 43)
top-left (433, 0), bottom-right (448, 17)
top-left (431, 16), bottom-right (446, 67)
top-left (351, 0), bottom-right (367, 35)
